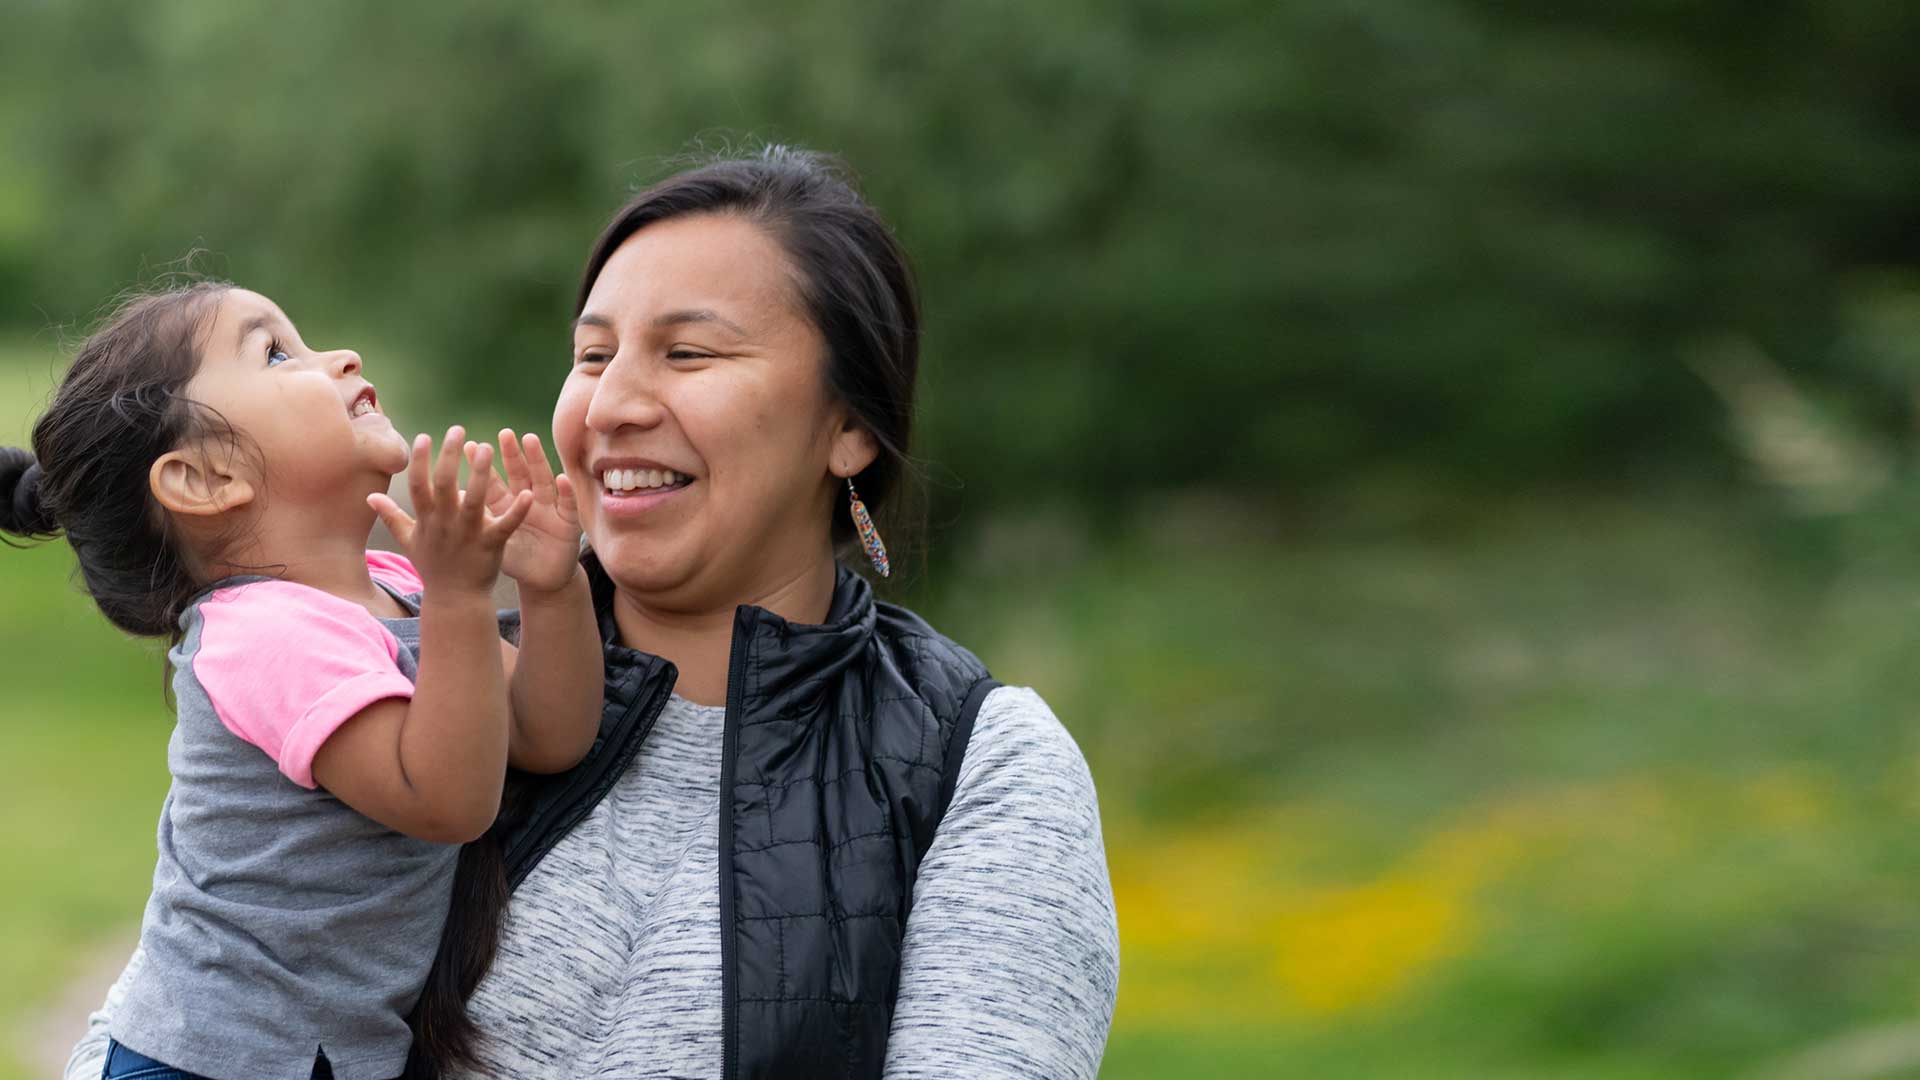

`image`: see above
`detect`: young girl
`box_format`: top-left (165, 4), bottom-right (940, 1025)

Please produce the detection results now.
top-left (0, 283), bottom-right (604, 1080)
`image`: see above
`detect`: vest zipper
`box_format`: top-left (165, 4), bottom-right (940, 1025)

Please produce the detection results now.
top-left (719, 612), bottom-right (750, 1080)
top-left (503, 664), bottom-right (670, 888)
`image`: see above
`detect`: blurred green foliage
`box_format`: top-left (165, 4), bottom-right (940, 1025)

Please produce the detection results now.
top-left (5, 1), bottom-right (1917, 515)
top-left (9, 2), bottom-right (1920, 1077)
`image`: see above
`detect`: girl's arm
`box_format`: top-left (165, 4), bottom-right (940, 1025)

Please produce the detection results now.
top-left (504, 574), bottom-right (602, 773)
top-left (339, 429), bottom-right (533, 843)
top-left (881, 687), bottom-right (1120, 1080)
top-left (312, 586), bottom-right (513, 843)
top-left (482, 429), bottom-right (601, 775)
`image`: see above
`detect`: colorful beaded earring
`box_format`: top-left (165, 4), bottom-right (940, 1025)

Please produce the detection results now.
top-left (846, 478), bottom-right (890, 577)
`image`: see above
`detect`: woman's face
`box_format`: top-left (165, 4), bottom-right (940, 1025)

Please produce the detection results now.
top-left (555, 213), bottom-right (875, 611)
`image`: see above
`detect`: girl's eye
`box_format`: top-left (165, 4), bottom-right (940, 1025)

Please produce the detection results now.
top-left (266, 341), bottom-right (291, 367)
top-left (575, 351), bottom-right (610, 367)
top-left (667, 349), bottom-right (712, 361)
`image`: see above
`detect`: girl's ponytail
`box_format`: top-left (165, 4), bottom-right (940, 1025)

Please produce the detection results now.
top-left (18, 281), bottom-right (234, 639)
top-left (0, 447), bottom-right (56, 539)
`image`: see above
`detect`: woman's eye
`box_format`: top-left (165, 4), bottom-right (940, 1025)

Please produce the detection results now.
top-left (667, 349), bottom-right (712, 361)
top-left (575, 351), bottom-right (610, 367)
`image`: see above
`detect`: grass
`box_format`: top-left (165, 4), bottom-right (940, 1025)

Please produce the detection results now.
top-left (921, 489), bottom-right (1920, 1078)
top-left (0, 535), bottom-right (174, 1074)
top-left (8, 333), bottom-right (1920, 1076)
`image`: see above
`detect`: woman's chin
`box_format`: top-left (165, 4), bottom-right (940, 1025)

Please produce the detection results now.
top-left (595, 537), bottom-right (698, 596)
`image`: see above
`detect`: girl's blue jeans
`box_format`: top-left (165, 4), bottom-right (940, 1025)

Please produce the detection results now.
top-left (102, 1038), bottom-right (337, 1079)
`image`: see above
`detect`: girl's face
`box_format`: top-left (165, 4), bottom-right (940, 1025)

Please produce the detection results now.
top-left (185, 289), bottom-right (410, 504)
top-left (555, 213), bottom-right (876, 612)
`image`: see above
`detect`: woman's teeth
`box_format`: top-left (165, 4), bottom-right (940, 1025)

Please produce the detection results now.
top-left (603, 468), bottom-right (689, 492)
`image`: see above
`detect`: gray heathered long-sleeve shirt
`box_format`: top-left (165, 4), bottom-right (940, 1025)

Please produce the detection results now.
top-left (67, 685), bottom-right (1120, 1079)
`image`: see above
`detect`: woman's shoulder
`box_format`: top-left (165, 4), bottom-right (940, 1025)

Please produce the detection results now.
top-left (972, 685), bottom-right (1077, 754)
top-left (951, 685), bottom-right (1101, 827)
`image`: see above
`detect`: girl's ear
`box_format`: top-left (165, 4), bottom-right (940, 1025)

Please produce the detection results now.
top-left (150, 447), bottom-right (255, 517)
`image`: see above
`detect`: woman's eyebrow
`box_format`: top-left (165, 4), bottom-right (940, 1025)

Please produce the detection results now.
top-left (653, 309), bottom-right (747, 336)
top-left (571, 309), bottom-right (750, 336)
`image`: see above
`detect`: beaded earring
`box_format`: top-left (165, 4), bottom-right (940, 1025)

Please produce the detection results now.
top-left (846, 478), bottom-right (890, 577)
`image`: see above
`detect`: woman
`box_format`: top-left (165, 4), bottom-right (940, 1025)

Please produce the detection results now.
top-left (67, 146), bottom-right (1118, 1079)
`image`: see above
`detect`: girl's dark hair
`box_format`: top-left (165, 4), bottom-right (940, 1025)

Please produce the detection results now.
top-left (0, 282), bottom-right (234, 636)
top-left (576, 144), bottom-right (924, 573)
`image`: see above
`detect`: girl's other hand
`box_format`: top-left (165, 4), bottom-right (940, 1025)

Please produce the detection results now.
top-left (480, 428), bottom-right (583, 596)
top-left (367, 425), bottom-right (533, 596)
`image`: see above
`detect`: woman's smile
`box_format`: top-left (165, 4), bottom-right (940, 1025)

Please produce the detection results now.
top-left (594, 458), bottom-right (696, 518)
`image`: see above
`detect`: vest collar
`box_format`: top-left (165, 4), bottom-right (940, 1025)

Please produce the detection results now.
top-left (582, 552), bottom-right (878, 692)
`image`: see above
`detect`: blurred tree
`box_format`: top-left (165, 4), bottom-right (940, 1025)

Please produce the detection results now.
top-left (1, 0), bottom-right (1916, 519)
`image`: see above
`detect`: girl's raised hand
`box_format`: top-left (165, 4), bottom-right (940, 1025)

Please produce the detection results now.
top-left (476, 428), bottom-right (582, 595)
top-left (367, 425), bottom-right (534, 596)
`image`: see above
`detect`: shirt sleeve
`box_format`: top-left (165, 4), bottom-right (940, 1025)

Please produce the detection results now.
top-left (882, 686), bottom-right (1121, 1080)
top-left (63, 942), bottom-right (142, 1080)
top-left (190, 581), bottom-right (416, 789)
top-left (366, 549), bottom-right (425, 595)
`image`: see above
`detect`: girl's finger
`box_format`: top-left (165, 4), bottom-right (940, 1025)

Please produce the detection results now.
top-left (466, 440), bottom-right (506, 504)
top-left (405, 434), bottom-right (434, 514)
top-left (485, 489), bottom-right (535, 542)
top-left (433, 425), bottom-right (465, 502)
top-left (553, 472), bottom-right (580, 526)
top-left (461, 443), bottom-right (494, 524)
top-left (499, 428), bottom-right (532, 496)
top-left (522, 432), bottom-right (559, 502)
top-left (367, 493), bottom-right (417, 548)
top-left (482, 468), bottom-right (514, 514)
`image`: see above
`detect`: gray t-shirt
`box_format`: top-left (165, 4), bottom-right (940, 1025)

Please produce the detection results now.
top-left (112, 572), bottom-right (457, 1080)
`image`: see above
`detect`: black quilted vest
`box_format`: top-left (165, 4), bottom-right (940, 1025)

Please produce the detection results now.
top-left (496, 556), bottom-right (998, 1080)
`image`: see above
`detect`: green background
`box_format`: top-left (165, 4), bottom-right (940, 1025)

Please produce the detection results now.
top-left (7, 1), bottom-right (1920, 1076)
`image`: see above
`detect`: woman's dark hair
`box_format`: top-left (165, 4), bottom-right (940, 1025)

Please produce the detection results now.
top-left (576, 144), bottom-right (924, 573)
top-left (404, 793), bottom-right (514, 1079)
top-left (0, 282), bottom-right (234, 636)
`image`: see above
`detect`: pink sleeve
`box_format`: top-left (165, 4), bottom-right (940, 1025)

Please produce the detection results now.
top-left (366, 549), bottom-right (424, 594)
top-left (191, 582), bottom-right (416, 789)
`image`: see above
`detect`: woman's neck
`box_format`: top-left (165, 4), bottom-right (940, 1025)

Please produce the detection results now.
top-left (611, 559), bottom-right (838, 707)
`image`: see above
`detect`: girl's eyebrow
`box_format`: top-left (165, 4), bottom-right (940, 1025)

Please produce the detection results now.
top-left (234, 313), bottom-right (276, 347)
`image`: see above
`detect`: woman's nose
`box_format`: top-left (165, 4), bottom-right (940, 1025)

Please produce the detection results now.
top-left (585, 354), bottom-right (667, 433)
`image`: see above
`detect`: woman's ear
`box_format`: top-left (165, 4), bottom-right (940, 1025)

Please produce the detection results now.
top-left (829, 416), bottom-right (880, 480)
top-left (150, 447), bottom-right (255, 517)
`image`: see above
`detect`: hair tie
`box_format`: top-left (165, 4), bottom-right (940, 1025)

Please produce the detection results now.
top-left (9, 461), bottom-right (52, 535)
